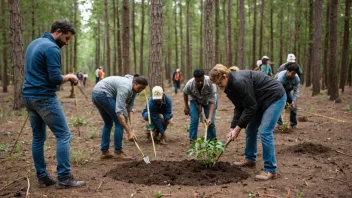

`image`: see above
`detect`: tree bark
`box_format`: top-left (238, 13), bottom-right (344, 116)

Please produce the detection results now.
top-left (132, 0), bottom-right (137, 74)
top-left (116, 0), bottom-right (122, 75)
top-left (204, 0), bottom-right (214, 74)
top-left (252, 0), bottom-right (257, 68)
top-left (31, 0), bottom-right (35, 40)
top-left (199, 0), bottom-right (203, 69)
top-left (270, 6), bottom-right (274, 65)
top-left (312, 0), bottom-right (323, 96)
top-left (123, 0), bottom-right (130, 75)
top-left (322, 2), bottom-right (330, 90)
top-left (222, 0), bottom-right (227, 64)
top-left (2, 0), bottom-right (9, 92)
top-left (293, 0), bottom-right (301, 55)
top-left (214, 0), bottom-right (219, 64)
top-left (237, 0), bottom-right (245, 69)
top-left (227, 0), bottom-right (232, 66)
top-left (179, 0), bottom-right (185, 75)
top-left (70, 0), bottom-right (78, 98)
top-left (338, 0), bottom-right (350, 92)
top-left (96, 19), bottom-right (101, 70)
top-left (348, 57), bottom-right (352, 86)
top-left (112, 0), bottom-right (117, 75)
top-left (328, 0), bottom-right (340, 101)
top-left (174, 0), bottom-right (179, 71)
top-left (139, 0), bottom-right (145, 75)
top-left (305, 0), bottom-right (313, 87)
top-left (186, 0), bottom-right (192, 80)
top-left (259, 0), bottom-right (264, 58)
top-left (279, 8), bottom-right (283, 65)
top-left (149, 0), bottom-right (163, 89)
top-left (8, 0), bottom-right (25, 109)
top-left (104, 0), bottom-right (111, 76)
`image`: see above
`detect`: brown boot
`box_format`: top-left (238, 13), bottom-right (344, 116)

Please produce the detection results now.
top-left (234, 159), bottom-right (256, 168)
top-left (114, 150), bottom-right (134, 161)
top-left (159, 133), bottom-right (167, 145)
top-left (255, 171), bottom-right (277, 181)
top-left (100, 150), bottom-right (114, 159)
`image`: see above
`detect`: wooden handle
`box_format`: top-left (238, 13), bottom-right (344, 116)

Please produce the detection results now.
top-left (144, 90), bottom-right (151, 125)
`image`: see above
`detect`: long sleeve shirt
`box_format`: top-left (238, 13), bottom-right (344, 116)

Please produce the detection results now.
top-left (182, 75), bottom-right (217, 105)
top-left (277, 70), bottom-right (300, 102)
top-left (141, 94), bottom-right (173, 133)
top-left (23, 32), bottom-right (63, 98)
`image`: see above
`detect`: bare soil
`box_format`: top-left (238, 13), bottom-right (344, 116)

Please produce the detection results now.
top-left (0, 82), bottom-right (352, 198)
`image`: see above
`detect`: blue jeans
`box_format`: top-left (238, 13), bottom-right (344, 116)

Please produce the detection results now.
top-left (244, 94), bottom-right (286, 173)
top-left (189, 100), bottom-right (217, 141)
top-left (142, 113), bottom-right (168, 134)
top-left (173, 81), bottom-right (180, 94)
top-left (92, 91), bottom-right (124, 152)
top-left (23, 97), bottom-right (71, 180)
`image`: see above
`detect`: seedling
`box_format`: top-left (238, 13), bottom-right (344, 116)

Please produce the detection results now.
top-left (70, 150), bottom-right (87, 165)
top-left (0, 143), bottom-right (9, 152)
top-left (184, 124), bottom-right (189, 132)
top-left (70, 117), bottom-right (87, 127)
top-left (187, 137), bottom-right (225, 167)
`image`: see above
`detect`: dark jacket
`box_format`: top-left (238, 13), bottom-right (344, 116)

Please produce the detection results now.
top-left (224, 70), bottom-right (285, 129)
top-left (142, 94), bottom-right (173, 133)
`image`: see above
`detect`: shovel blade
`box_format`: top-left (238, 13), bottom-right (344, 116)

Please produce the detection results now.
top-left (143, 156), bottom-right (151, 164)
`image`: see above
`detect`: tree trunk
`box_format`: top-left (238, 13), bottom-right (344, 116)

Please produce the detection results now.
top-left (237, 0), bottom-right (245, 69)
top-left (66, 46), bottom-right (69, 73)
top-left (199, 0), bottom-right (203, 69)
top-left (270, 6), bottom-right (274, 65)
top-left (116, 0), bottom-right (122, 75)
top-left (252, 0), bottom-right (257, 68)
top-left (113, 0), bottom-right (117, 75)
top-left (279, 8), bottom-right (283, 65)
top-left (339, 0), bottom-right (350, 93)
top-left (123, 0), bottom-right (130, 75)
top-left (322, 2), bottom-right (330, 90)
top-left (168, 24), bottom-right (172, 84)
top-left (305, 0), bottom-right (313, 87)
top-left (259, 0), bottom-right (264, 58)
top-left (70, 1), bottom-right (78, 98)
top-left (174, 0), bottom-right (178, 71)
top-left (96, 19), bottom-right (101, 69)
top-left (31, 0), bottom-right (35, 40)
top-left (179, 1), bottom-right (185, 75)
top-left (227, 0), bottom-right (232, 66)
top-left (132, 0), bottom-right (137, 74)
top-left (312, 0), bottom-right (323, 96)
top-left (204, 0), bottom-right (214, 74)
top-left (348, 57), bottom-right (352, 86)
top-left (214, 0), bottom-right (219, 64)
top-left (104, 0), bottom-right (111, 76)
top-left (328, 0), bottom-right (340, 101)
top-left (293, 0), bottom-right (301, 55)
top-left (149, 0), bottom-right (163, 89)
top-left (8, 0), bottom-right (25, 109)
top-left (2, 0), bottom-right (9, 92)
top-left (139, 0), bottom-right (145, 75)
top-left (186, 0), bottom-right (192, 80)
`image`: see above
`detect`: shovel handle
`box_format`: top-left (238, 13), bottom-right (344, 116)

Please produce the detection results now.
top-left (133, 138), bottom-right (144, 156)
top-left (214, 139), bottom-right (233, 165)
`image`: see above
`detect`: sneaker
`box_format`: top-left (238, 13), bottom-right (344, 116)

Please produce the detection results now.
top-left (255, 171), bottom-right (277, 181)
top-left (38, 175), bottom-right (56, 188)
top-left (234, 159), bottom-right (256, 168)
top-left (114, 150), bottom-right (134, 160)
top-left (159, 133), bottom-right (167, 145)
top-left (100, 150), bottom-right (114, 159)
top-left (55, 174), bottom-right (85, 189)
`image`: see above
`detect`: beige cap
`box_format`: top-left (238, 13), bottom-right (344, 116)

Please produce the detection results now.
top-left (152, 86), bottom-right (163, 100)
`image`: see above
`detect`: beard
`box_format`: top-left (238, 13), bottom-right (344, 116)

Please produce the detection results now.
top-left (55, 34), bottom-right (65, 48)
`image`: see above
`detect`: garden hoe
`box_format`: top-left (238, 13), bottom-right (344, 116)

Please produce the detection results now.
top-left (213, 139), bottom-right (233, 166)
top-left (133, 137), bottom-right (150, 164)
top-left (144, 90), bottom-right (157, 158)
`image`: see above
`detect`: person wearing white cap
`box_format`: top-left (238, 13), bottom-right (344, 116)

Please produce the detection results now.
top-left (142, 86), bottom-right (173, 145)
top-left (183, 68), bottom-right (218, 143)
top-left (277, 53), bottom-right (303, 77)
top-left (258, 56), bottom-right (272, 76)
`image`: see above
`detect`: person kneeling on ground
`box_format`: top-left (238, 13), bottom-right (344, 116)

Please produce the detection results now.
top-left (142, 86), bottom-right (173, 145)
top-left (92, 74), bottom-right (148, 160)
top-left (276, 63), bottom-right (300, 129)
top-left (210, 64), bottom-right (286, 181)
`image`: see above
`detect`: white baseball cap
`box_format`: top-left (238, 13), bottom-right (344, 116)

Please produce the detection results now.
top-left (176, 68), bottom-right (180, 72)
top-left (262, 56), bottom-right (270, 60)
top-left (256, 60), bottom-right (262, 67)
top-left (287, 53), bottom-right (296, 63)
top-left (152, 86), bottom-right (163, 100)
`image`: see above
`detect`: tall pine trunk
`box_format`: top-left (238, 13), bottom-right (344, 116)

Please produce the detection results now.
top-left (227, 0), bottom-right (232, 66)
top-left (214, 0), bottom-right (219, 64)
top-left (270, 6), bottom-right (274, 66)
top-left (96, 20), bottom-right (101, 69)
top-left (123, 0), bottom-right (130, 75)
top-left (2, 0), bottom-right (8, 93)
top-left (222, 0), bottom-right (227, 64)
top-left (322, 3), bottom-right (330, 90)
top-left (104, 0), bottom-right (111, 76)
top-left (112, 0), bottom-right (117, 75)
top-left (139, 0), bottom-right (145, 75)
top-left (312, 0), bottom-right (323, 96)
top-left (237, 0), bottom-right (245, 69)
top-left (174, 0), bottom-right (178, 71)
top-left (259, 0), bottom-right (264, 58)
top-left (305, 0), bottom-right (313, 87)
top-left (132, 0), bottom-right (137, 74)
top-left (179, 1), bottom-right (185, 75)
top-left (252, 0), bottom-right (257, 68)
top-left (116, 0), bottom-right (122, 75)
top-left (199, 0), bottom-right (203, 69)
top-left (186, 0), bottom-right (192, 80)
top-left (338, 0), bottom-right (350, 92)
top-left (204, 0), bottom-right (214, 74)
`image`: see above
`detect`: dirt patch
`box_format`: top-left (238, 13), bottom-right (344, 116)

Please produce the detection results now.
top-left (291, 142), bottom-right (331, 155)
top-left (298, 116), bottom-right (308, 122)
top-left (108, 160), bottom-right (249, 186)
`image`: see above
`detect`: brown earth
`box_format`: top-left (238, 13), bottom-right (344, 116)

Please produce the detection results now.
top-left (0, 82), bottom-right (352, 198)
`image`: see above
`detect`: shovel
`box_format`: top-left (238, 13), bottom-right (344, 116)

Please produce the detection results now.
top-left (133, 137), bottom-right (150, 164)
top-left (144, 90), bottom-right (157, 158)
top-left (213, 139), bottom-right (233, 166)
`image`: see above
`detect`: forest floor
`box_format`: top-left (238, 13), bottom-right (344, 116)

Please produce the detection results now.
top-left (0, 81), bottom-right (352, 198)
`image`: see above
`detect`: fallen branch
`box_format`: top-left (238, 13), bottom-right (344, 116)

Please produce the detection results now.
top-left (9, 115), bottom-right (29, 157)
top-left (334, 150), bottom-right (352, 157)
top-left (26, 177), bottom-right (30, 198)
top-left (299, 110), bottom-right (351, 123)
top-left (0, 177), bottom-right (25, 191)
top-left (97, 177), bottom-right (106, 191)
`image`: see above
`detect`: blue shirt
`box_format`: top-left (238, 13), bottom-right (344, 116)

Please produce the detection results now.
top-left (142, 94), bottom-right (173, 133)
top-left (277, 70), bottom-right (300, 102)
top-left (260, 64), bottom-right (272, 76)
top-left (22, 32), bottom-right (63, 98)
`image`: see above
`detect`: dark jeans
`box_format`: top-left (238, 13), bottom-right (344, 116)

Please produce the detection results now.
top-left (23, 97), bottom-right (71, 180)
top-left (173, 81), bottom-right (180, 94)
top-left (92, 91), bottom-right (124, 152)
top-left (96, 77), bottom-right (100, 84)
top-left (142, 112), bottom-right (168, 134)
top-left (277, 91), bottom-right (297, 127)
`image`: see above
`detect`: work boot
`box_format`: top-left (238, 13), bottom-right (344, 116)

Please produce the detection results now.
top-left (255, 171), bottom-right (277, 181)
top-left (159, 133), bottom-right (167, 145)
top-left (55, 174), bottom-right (85, 189)
top-left (234, 159), bottom-right (256, 168)
top-left (100, 150), bottom-right (114, 159)
top-left (38, 175), bottom-right (56, 188)
top-left (114, 150), bottom-right (134, 161)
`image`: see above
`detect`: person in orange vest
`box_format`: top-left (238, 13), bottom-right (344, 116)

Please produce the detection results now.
top-left (98, 68), bottom-right (105, 80)
top-left (172, 68), bottom-right (183, 94)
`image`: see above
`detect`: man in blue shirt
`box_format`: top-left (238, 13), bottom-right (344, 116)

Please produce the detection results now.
top-left (276, 63), bottom-right (301, 129)
top-left (22, 20), bottom-right (85, 189)
top-left (258, 56), bottom-right (273, 76)
top-left (142, 86), bottom-right (173, 145)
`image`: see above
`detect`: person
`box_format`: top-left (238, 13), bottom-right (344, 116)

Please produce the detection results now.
top-left (99, 68), bottom-right (105, 80)
top-left (172, 69), bottom-right (183, 94)
top-left (276, 53), bottom-right (303, 77)
top-left (209, 64), bottom-right (286, 181)
top-left (276, 63), bottom-right (300, 129)
top-left (183, 68), bottom-right (217, 143)
top-left (141, 86), bottom-right (173, 145)
top-left (258, 56), bottom-right (273, 76)
top-left (22, 20), bottom-right (85, 188)
top-left (95, 66), bottom-right (102, 84)
top-left (92, 74), bottom-right (148, 160)
top-left (83, 72), bottom-right (88, 87)
top-left (254, 60), bottom-right (262, 71)
top-left (76, 71), bottom-right (83, 86)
